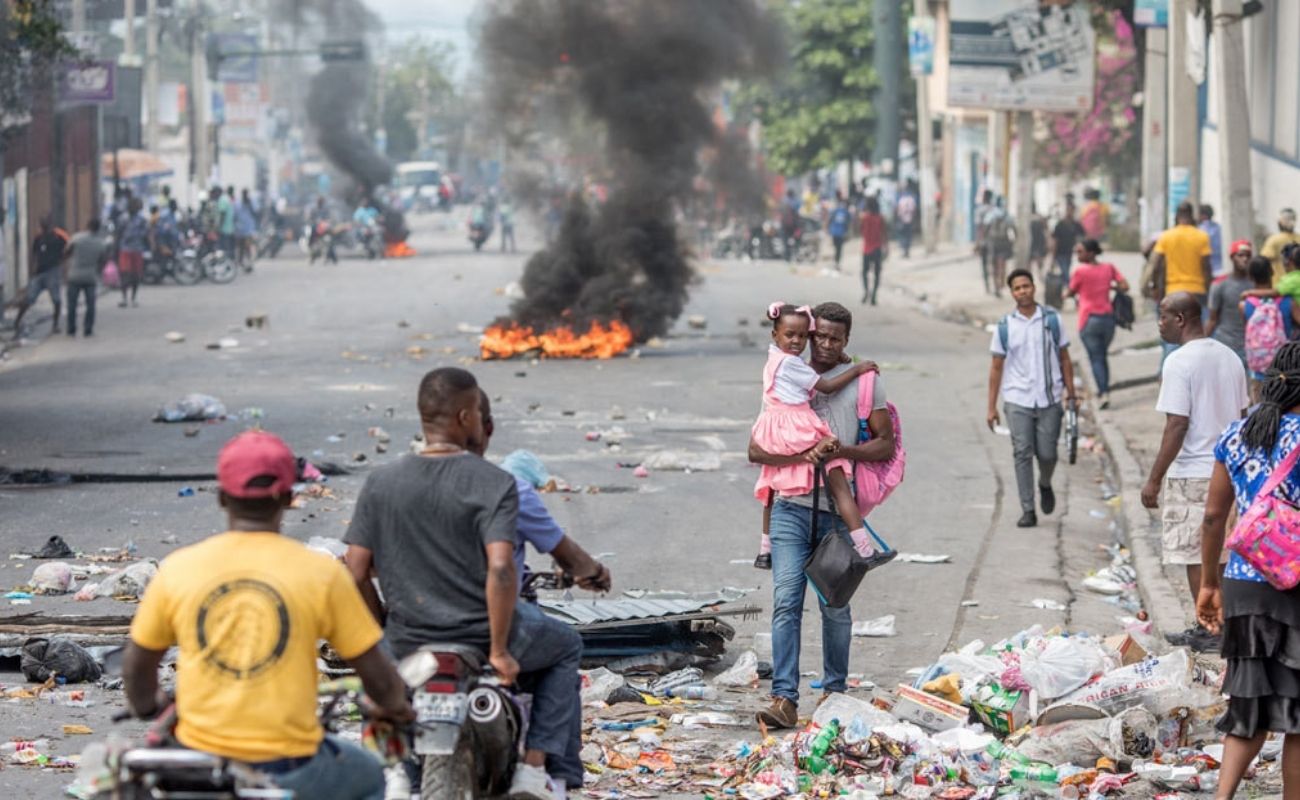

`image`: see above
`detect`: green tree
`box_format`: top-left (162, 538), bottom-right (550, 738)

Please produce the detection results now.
top-left (370, 38), bottom-right (459, 163)
top-left (742, 0), bottom-right (911, 176)
top-left (0, 0), bottom-right (79, 141)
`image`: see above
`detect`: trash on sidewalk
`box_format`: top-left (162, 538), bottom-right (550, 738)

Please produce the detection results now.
top-left (153, 393), bottom-right (227, 423)
top-left (28, 535), bottom-right (75, 559)
top-left (713, 651), bottom-right (759, 688)
top-left (94, 561), bottom-right (158, 599)
top-left (641, 450), bottom-right (722, 472)
top-left (896, 553), bottom-right (953, 564)
top-left (164, 331), bottom-right (185, 343)
top-left (852, 614), bottom-right (897, 637)
top-left (29, 561), bottom-right (75, 594)
top-left (20, 636), bottom-right (103, 683)
top-left (1029, 598), bottom-right (1067, 611)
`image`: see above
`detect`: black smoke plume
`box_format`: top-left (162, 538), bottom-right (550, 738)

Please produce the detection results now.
top-left (480, 0), bottom-right (782, 340)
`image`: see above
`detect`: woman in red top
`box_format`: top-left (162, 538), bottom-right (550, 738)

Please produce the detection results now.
top-left (1065, 238), bottom-right (1129, 408)
top-left (860, 196), bottom-right (887, 305)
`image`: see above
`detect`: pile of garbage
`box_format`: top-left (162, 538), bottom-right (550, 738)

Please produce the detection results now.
top-left (575, 625), bottom-right (1268, 799)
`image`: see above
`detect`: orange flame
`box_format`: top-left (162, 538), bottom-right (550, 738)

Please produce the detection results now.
top-left (481, 320), bottom-right (634, 360)
top-left (384, 241), bottom-right (417, 258)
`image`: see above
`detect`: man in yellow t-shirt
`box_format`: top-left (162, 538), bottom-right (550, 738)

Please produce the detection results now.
top-left (1260, 208), bottom-right (1300, 282)
top-left (123, 431), bottom-right (412, 799)
top-left (1152, 201), bottom-right (1213, 302)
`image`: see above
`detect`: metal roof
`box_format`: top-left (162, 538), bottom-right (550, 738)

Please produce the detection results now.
top-left (540, 588), bottom-right (752, 627)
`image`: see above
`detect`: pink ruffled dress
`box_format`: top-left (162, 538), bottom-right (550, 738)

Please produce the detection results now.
top-left (752, 345), bottom-right (851, 503)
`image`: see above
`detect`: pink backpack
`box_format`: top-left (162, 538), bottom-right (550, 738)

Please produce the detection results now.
top-left (1228, 444), bottom-right (1300, 590)
top-left (1245, 298), bottom-right (1288, 373)
top-left (854, 371), bottom-right (906, 516)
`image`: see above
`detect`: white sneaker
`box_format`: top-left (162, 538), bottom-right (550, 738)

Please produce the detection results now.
top-left (509, 763), bottom-right (565, 800)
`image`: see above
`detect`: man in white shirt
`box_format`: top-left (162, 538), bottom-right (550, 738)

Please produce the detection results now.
top-left (988, 269), bottom-right (1078, 528)
top-left (1142, 291), bottom-right (1248, 651)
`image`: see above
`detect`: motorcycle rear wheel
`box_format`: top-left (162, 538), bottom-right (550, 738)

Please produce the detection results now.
top-left (203, 254), bottom-right (238, 284)
top-left (172, 257), bottom-right (203, 286)
top-left (421, 739), bottom-right (478, 800)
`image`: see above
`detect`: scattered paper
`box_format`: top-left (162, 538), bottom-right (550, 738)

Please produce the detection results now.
top-left (852, 615), bottom-right (897, 637)
top-left (896, 553), bottom-right (952, 564)
top-left (1030, 598), bottom-right (1067, 611)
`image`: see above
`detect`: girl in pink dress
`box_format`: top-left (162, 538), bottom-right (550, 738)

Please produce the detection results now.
top-left (752, 303), bottom-right (880, 568)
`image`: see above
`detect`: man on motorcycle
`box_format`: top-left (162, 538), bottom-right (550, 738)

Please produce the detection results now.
top-left (123, 431), bottom-right (414, 800)
top-left (344, 367), bottom-right (580, 800)
top-left (475, 389), bottom-right (609, 790)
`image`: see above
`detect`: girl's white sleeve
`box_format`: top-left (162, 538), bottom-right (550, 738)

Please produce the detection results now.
top-left (773, 355), bottom-right (820, 402)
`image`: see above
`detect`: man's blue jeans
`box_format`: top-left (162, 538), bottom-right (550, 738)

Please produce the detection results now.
top-left (770, 499), bottom-right (852, 703)
top-left (511, 601), bottom-right (584, 779)
top-left (270, 735), bottom-right (385, 800)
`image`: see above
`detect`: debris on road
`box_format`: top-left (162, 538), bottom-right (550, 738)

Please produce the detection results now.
top-left (94, 561), bottom-right (157, 600)
top-left (29, 562), bottom-right (74, 594)
top-left (153, 394), bottom-right (226, 423)
top-left (642, 450), bottom-right (722, 472)
top-left (163, 331), bottom-right (185, 343)
top-left (20, 636), bottom-right (102, 683)
top-left (28, 535), bottom-right (75, 560)
top-left (895, 553), bottom-right (952, 564)
top-left (852, 615), bottom-right (897, 637)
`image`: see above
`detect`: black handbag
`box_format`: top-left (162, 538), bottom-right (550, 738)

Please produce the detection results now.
top-left (1112, 289), bottom-right (1135, 330)
top-left (803, 466), bottom-right (880, 609)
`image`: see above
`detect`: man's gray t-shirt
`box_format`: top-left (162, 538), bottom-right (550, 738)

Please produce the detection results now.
top-left (344, 453), bottom-right (518, 658)
top-left (67, 232), bottom-right (107, 285)
top-left (1209, 275), bottom-right (1253, 357)
top-left (786, 362), bottom-right (887, 512)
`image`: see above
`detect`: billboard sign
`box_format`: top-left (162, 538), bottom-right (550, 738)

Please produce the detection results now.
top-left (947, 0), bottom-right (1095, 112)
top-left (908, 16), bottom-right (937, 76)
top-left (59, 61), bottom-right (116, 104)
top-left (1134, 0), bottom-right (1169, 28)
top-left (211, 33), bottom-right (259, 83)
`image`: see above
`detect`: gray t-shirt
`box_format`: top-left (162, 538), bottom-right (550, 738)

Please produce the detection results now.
top-left (67, 232), bottom-right (108, 285)
top-left (786, 362), bottom-right (888, 512)
top-left (344, 453), bottom-right (518, 658)
top-left (1209, 275), bottom-right (1253, 357)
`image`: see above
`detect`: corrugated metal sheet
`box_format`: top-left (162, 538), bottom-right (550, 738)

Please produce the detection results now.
top-left (540, 589), bottom-right (750, 627)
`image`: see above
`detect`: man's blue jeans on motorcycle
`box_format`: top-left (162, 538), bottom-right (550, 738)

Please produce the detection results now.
top-left (511, 602), bottom-right (584, 768)
top-left (770, 499), bottom-right (852, 704)
top-left (267, 734), bottom-right (384, 800)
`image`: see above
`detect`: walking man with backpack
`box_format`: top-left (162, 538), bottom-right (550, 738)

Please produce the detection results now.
top-left (1141, 292), bottom-right (1249, 652)
top-left (1241, 255), bottom-right (1300, 397)
top-left (1207, 240), bottom-right (1257, 364)
top-left (987, 269), bottom-right (1077, 528)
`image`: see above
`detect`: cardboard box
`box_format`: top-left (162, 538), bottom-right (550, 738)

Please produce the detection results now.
top-left (970, 684), bottom-right (1037, 736)
top-left (892, 685), bottom-right (970, 732)
top-left (1103, 633), bottom-right (1149, 667)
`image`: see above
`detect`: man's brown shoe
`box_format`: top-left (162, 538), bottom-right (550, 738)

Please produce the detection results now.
top-left (756, 696), bottom-right (798, 729)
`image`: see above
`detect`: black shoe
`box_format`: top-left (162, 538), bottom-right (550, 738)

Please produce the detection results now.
top-left (1040, 485), bottom-right (1056, 515)
top-left (1166, 624), bottom-right (1222, 653)
top-left (753, 552), bottom-right (772, 570)
top-left (1017, 511), bottom-right (1038, 528)
top-left (66, 330), bottom-right (75, 337)
top-left (862, 548), bottom-right (897, 572)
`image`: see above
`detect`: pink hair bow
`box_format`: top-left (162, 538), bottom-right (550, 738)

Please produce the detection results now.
top-left (766, 302), bottom-right (816, 330)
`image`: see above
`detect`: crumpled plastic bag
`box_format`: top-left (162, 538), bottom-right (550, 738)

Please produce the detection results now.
top-left (501, 450), bottom-right (550, 488)
top-left (1015, 707), bottom-right (1157, 765)
top-left (95, 561), bottom-right (158, 599)
top-left (641, 450), bottom-right (722, 472)
top-left (1016, 637), bottom-right (1108, 700)
top-left (21, 636), bottom-right (103, 683)
top-left (153, 394), bottom-right (227, 423)
top-left (714, 650), bottom-right (759, 688)
top-left (580, 668), bottom-right (626, 704)
top-left (1052, 649), bottom-right (1212, 716)
top-left (852, 614), bottom-right (897, 637)
top-left (30, 562), bottom-right (74, 594)
top-left (813, 692), bottom-right (897, 737)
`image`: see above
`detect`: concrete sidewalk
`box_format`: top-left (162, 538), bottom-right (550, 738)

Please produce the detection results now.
top-left (876, 245), bottom-right (1192, 639)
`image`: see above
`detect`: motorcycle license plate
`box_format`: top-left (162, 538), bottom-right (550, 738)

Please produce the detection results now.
top-left (414, 691), bottom-right (468, 724)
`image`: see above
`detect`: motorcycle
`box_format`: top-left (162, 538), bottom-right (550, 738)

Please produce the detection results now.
top-left (398, 645), bottom-right (524, 799)
top-left (256, 220), bottom-right (295, 260)
top-left (468, 220), bottom-right (492, 252)
top-left (141, 244), bottom-right (202, 286)
top-left (308, 221), bottom-right (339, 265)
top-left (355, 223), bottom-right (382, 260)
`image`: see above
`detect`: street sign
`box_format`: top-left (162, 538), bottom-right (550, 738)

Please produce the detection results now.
top-left (1134, 0), bottom-right (1168, 28)
top-left (320, 40), bottom-right (365, 62)
top-left (947, 0), bottom-right (1095, 112)
top-left (210, 33), bottom-right (259, 83)
top-left (59, 61), bottom-right (115, 104)
top-left (908, 17), bottom-right (936, 77)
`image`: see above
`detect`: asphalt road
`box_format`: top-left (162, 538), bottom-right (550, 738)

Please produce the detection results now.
top-left (0, 215), bottom-right (1132, 797)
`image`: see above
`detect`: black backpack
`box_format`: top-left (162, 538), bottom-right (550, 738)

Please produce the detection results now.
top-left (1112, 290), bottom-right (1136, 330)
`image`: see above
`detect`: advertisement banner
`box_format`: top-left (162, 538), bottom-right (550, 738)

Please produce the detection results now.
top-left (947, 0), bottom-right (1095, 112)
top-left (908, 16), bottom-right (936, 76)
top-left (1134, 0), bottom-right (1169, 28)
top-left (212, 33), bottom-right (259, 84)
top-left (59, 61), bottom-right (115, 104)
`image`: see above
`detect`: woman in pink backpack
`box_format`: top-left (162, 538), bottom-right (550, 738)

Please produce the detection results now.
top-left (1196, 342), bottom-right (1300, 798)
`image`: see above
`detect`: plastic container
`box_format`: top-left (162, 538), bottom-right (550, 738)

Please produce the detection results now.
top-left (1, 739), bottom-right (48, 754)
top-left (666, 685), bottom-right (717, 700)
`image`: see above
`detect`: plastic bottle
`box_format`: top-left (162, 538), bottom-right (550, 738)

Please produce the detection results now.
top-left (1009, 765), bottom-right (1060, 784)
top-left (1, 740), bottom-right (48, 754)
top-left (803, 718), bottom-right (840, 775)
top-left (666, 685), bottom-right (717, 700)
top-left (987, 741), bottom-right (1032, 766)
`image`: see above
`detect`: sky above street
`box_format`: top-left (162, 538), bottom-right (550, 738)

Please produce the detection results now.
top-left (369, 0), bottom-right (475, 66)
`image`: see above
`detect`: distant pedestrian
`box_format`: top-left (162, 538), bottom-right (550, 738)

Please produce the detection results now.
top-left (1151, 202), bottom-right (1213, 361)
top-left (1241, 256), bottom-right (1299, 398)
top-left (1141, 291), bottom-right (1248, 652)
top-left (1029, 205), bottom-right (1048, 274)
top-left (1049, 203), bottom-right (1085, 282)
top-left (984, 198), bottom-right (1015, 297)
top-left (974, 189), bottom-right (996, 294)
top-left (1066, 239), bottom-right (1128, 409)
top-left (780, 189), bottom-right (800, 263)
top-left (988, 269), bottom-right (1076, 528)
top-left (65, 218), bottom-right (108, 338)
top-left (1195, 342), bottom-right (1300, 800)
top-left (895, 180), bottom-right (918, 259)
top-left (218, 187), bottom-right (236, 257)
top-left (13, 217), bottom-right (68, 335)
top-left (1198, 204), bottom-right (1224, 278)
top-left (1261, 208), bottom-right (1300, 283)
top-left (859, 197), bottom-right (887, 305)
top-left (1079, 188), bottom-right (1109, 241)
top-left (499, 199), bottom-right (516, 253)
top-left (234, 189), bottom-right (257, 270)
top-left (1206, 240), bottom-right (1256, 363)
top-left (117, 198), bottom-right (148, 308)
top-left (827, 197), bottom-right (851, 270)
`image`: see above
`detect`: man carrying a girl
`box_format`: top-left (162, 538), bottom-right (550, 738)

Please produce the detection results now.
top-left (747, 301), bottom-right (897, 729)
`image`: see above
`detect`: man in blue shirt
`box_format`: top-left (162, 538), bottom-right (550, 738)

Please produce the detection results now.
top-left (827, 197), bottom-right (851, 271)
top-left (473, 390), bottom-right (609, 790)
top-left (1199, 204), bottom-right (1224, 277)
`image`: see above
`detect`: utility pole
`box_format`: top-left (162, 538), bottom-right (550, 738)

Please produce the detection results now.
top-left (71, 0), bottom-right (86, 34)
top-left (872, 0), bottom-right (902, 181)
top-left (987, 111), bottom-right (1009, 198)
top-left (188, 6), bottom-right (211, 187)
top-left (145, 0), bottom-right (160, 152)
top-left (1012, 111), bottom-right (1035, 271)
top-left (914, 1), bottom-right (937, 253)
top-left (1140, 27), bottom-right (1168, 242)
top-left (1167, 0), bottom-right (1200, 219)
top-left (124, 0), bottom-right (137, 62)
top-left (1212, 0), bottom-right (1252, 248)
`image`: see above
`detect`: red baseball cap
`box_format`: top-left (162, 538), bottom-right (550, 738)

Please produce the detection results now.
top-left (217, 431), bottom-right (297, 499)
top-left (1230, 239), bottom-right (1253, 256)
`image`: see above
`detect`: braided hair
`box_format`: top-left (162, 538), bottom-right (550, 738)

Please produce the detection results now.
top-left (1242, 342), bottom-right (1300, 449)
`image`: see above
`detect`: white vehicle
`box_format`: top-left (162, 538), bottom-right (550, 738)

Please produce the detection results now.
top-left (395, 161), bottom-right (447, 212)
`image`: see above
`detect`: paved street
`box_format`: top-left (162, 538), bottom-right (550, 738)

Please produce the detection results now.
top-left (0, 218), bottom-right (1136, 797)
